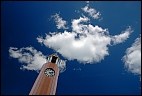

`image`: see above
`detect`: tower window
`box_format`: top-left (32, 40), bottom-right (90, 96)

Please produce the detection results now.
top-left (51, 56), bottom-right (58, 63)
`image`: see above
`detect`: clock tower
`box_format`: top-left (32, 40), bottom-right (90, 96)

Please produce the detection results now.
top-left (29, 54), bottom-right (66, 95)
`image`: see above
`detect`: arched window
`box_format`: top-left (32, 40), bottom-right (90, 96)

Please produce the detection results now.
top-left (51, 56), bottom-right (58, 63)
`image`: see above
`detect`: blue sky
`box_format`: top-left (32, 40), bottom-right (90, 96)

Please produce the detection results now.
top-left (1, 1), bottom-right (141, 95)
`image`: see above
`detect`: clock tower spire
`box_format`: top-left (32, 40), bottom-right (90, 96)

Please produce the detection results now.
top-left (29, 53), bottom-right (66, 95)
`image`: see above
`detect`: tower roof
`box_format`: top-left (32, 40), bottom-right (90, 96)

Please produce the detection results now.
top-left (47, 53), bottom-right (60, 59)
top-left (46, 53), bottom-right (66, 73)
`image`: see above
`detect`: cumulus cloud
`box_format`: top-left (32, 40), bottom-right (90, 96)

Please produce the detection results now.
top-left (71, 16), bottom-right (90, 33)
top-left (122, 36), bottom-right (141, 75)
top-left (82, 5), bottom-right (101, 19)
top-left (52, 13), bottom-right (68, 29)
top-left (9, 46), bottom-right (66, 72)
top-left (73, 68), bottom-right (82, 71)
top-left (86, 1), bottom-right (90, 4)
top-left (37, 16), bottom-right (133, 63)
top-left (9, 47), bottom-right (47, 71)
top-left (111, 26), bottom-right (133, 45)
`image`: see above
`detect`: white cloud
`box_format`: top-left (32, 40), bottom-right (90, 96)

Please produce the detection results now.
top-left (86, 1), bottom-right (90, 4)
top-left (122, 36), bottom-right (141, 75)
top-left (37, 16), bottom-right (132, 63)
top-left (73, 68), bottom-right (82, 71)
top-left (37, 36), bottom-right (44, 44)
top-left (82, 5), bottom-right (101, 19)
top-left (52, 13), bottom-right (68, 29)
top-left (9, 46), bottom-right (66, 73)
top-left (9, 47), bottom-right (47, 71)
top-left (112, 26), bottom-right (133, 45)
top-left (72, 16), bottom-right (90, 33)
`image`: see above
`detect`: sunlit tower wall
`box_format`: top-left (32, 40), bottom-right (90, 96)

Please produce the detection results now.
top-left (29, 54), bottom-right (66, 95)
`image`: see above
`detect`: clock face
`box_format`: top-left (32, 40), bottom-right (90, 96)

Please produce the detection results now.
top-left (44, 68), bottom-right (55, 77)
